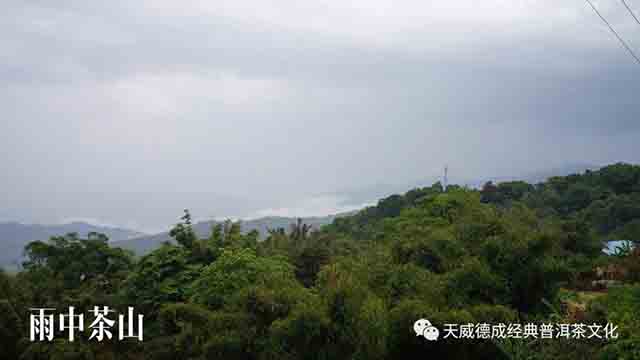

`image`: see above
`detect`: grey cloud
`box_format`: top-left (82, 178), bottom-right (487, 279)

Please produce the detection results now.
top-left (1, 0), bottom-right (639, 231)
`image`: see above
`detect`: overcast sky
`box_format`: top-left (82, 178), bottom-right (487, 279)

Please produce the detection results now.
top-left (1, 0), bottom-right (639, 232)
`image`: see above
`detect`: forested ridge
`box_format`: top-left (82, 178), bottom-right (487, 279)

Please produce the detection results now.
top-left (1, 163), bottom-right (640, 359)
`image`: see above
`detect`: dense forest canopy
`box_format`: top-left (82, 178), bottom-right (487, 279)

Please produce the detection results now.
top-left (1, 163), bottom-right (640, 359)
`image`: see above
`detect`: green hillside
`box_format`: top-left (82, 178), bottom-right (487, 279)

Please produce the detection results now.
top-left (1, 163), bottom-right (639, 359)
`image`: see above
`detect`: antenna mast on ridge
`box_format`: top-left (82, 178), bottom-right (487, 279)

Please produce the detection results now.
top-left (444, 165), bottom-right (448, 191)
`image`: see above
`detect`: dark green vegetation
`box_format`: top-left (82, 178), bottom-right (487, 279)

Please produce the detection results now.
top-left (1, 163), bottom-right (640, 359)
top-left (116, 214), bottom-right (346, 256)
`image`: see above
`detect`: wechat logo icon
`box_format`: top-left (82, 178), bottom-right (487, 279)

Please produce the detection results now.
top-left (414, 319), bottom-right (439, 341)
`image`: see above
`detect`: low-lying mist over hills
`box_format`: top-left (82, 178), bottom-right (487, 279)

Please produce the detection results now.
top-left (0, 163), bottom-right (599, 269)
top-left (0, 163), bottom-right (602, 269)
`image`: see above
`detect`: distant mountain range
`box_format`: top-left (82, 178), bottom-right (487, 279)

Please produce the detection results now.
top-left (114, 214), bottom-right (349, 255)
top-left (0, 222), bottom-right (146, 270)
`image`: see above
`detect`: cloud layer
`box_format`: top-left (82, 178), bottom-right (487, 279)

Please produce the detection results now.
top-left (1, 0), bottom-right (639, 232)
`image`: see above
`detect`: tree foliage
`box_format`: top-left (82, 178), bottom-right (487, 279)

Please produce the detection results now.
top-left (4, 163), bottom-right (640, 358)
